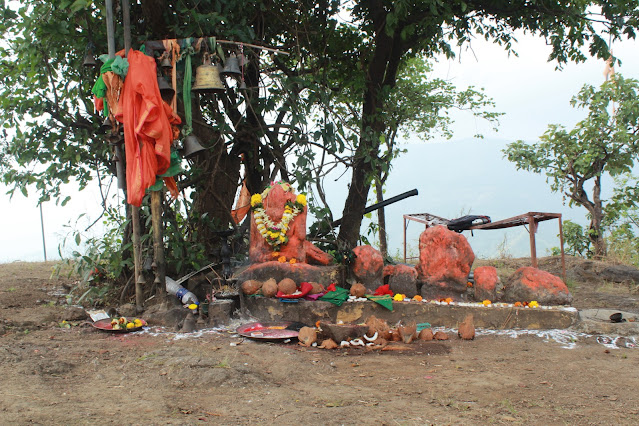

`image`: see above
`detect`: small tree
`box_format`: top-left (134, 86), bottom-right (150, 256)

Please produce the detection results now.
top-left (504, 75), bottom-right (639, 257)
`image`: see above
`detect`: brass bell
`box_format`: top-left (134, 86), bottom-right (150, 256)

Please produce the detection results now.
top-left (221, 53), bottom-right (241, 78)
top-left (192, 53), bottom-right (225, 94)
top-left (157, 75), bottom-right (175, 102)
top-left (101, 116), bottom-right (113, 131)
top-left (182, 134), bottom-right (206, 158)
top-left (159, 52), bottom-right (172, 71)
top-left (83, 52), bottom-right (97, 68)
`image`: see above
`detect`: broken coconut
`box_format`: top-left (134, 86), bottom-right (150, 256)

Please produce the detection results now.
top-left (298, 326), bottom-right (317, 347)
top-left (241, 279), bottom-right (262, 295)
top-left (278, 278), bottom-right (297, 295)
top-left (398, 321), bottom-right (417, 344)
top-left (434, 331), bottom-right (449, 340)
top-left (458, 314), bottom-right (475, 340)
top-left (319, 338), bottom-right (338, 349)
top-left (366, 315), bottom-right (392, 340)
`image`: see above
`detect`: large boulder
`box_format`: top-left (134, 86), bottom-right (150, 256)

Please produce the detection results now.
top-left (473, 266), bottom-right (499, 301)
top-left (351, 245), bottom-right (384, 288)
top-left (503, 266), bottom-right (572, 305)
top-left (383, 264), bottom-right (418, 297)
top-left (417, 226), bottom-right (475, 299)
top-left (249, 184), bottom-right (306, 263)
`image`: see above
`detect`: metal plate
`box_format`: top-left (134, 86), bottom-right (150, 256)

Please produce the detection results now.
top-left (92, 318), bottom-right (147, 333)
top-left (236, 321), bottom-right (299, 340)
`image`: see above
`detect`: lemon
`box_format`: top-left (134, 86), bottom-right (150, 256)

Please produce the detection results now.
top-left (134, 319), bottom-right (143, 327)
top-left (126, 322), bottom-right (135, 329)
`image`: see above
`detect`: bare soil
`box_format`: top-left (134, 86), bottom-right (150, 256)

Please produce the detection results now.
top-left (1, 258), bottom-right (639, 425)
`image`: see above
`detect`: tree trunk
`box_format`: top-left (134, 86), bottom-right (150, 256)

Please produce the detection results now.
top-left (375, 177), bottom-right (388, 259)
top-left (337, 30), bottom-right (402, 248)
top-left (589, 175), bottom-right (607, 257)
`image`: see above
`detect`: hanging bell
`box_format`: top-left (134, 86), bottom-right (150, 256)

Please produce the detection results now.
top-left (157, 75), bottom-right (175, 102)
top-left (159, 52), bottom-right (172, 71)
top-left (192, 54), bottom-right (226, 94)
top-left (221, 53), bottom-right (242, 79)
top-left (83, 51), bottom-right (97, 68)
top-left (239, 80), bottom-right (248, 91)
top-left (101, 116), bottom-right (113, 131)
top-left (182, 134), bottom-right (206, 158)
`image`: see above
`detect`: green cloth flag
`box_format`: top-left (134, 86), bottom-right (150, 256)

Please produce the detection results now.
top-left (319, 286), bottom-right (350, 306)
top-left (365, 294), bottom-right (394, 311)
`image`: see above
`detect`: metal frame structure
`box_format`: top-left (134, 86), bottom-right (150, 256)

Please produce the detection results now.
top-left (403, 211), bottom-right (566, 282)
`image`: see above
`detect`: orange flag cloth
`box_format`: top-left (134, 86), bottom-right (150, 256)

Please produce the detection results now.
top-left (115, 50), bottom-right (181, 206)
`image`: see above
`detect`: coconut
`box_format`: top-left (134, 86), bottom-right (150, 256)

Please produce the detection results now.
top-left (350, 283), bottom-right (366, 297)
top-left (298, 327), bottom-right (317, 347)
top-left (319, 338), bottom-right (338, 350)
top-left (434, 331), bottom-right (449, 340)
top-left (277, 278), bottom-right (297, 295)
top-left (309, 282), bottom-right (325, 295)
top-left (261, 278), bottom-right (278, 297)
top-left (241, 279), bottom-right (262, 295)
top-left (418, 328), bottom-right (434, 341)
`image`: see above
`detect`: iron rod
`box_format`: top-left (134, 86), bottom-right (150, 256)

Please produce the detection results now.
top-left (105, 0), bottom-right (115, 58)
top-left (39, 203), bottom-right (47, 262)
top-left (151, 191), bottom-right (166, 305)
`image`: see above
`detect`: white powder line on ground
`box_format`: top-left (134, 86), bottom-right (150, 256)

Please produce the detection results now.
top-left (132, 324), bottom-right (638, 350)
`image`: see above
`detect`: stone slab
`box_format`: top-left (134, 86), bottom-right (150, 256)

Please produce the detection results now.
top-left (575, 309), bottom-right (639, 336)
top-left (243, 297), bottom-right (578, 330)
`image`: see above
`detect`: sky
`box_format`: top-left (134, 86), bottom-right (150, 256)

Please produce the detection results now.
top-left (1, 29), bottom-right (638, 263)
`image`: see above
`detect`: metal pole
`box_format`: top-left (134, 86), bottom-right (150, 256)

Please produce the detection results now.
top-left (105, 0), bottom-right (115, 57)
top-left (528, 214), bottom-right (538, 268)
top-left (151, 191), bottom-right (166, 305)
top-left (39, 203), bottom-right (47, 261)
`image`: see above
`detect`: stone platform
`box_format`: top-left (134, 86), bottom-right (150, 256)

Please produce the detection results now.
top-left (243, 297), bottom-right (578, 330)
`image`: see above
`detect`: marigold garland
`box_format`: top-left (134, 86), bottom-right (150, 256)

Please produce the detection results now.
top-left (250, 181), bottom-right (307, 251)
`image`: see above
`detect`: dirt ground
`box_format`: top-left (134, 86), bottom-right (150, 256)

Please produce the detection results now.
top-left (1, 259), bottom-right (639, 425)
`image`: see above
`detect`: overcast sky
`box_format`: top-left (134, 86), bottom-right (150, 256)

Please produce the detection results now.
top-left (1, 30), bottom-right (638, 262)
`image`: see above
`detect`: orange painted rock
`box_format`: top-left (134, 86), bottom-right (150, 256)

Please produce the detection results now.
top-left (457, 314), bottom-right (475, 340)
top-left (304, 241), bottom-right (333, 265)
top-left (503, 267), bottom-right (572, 305)
top-left (473, 266), bottom-right (499, 301)
top-left (249, 184), bottom-right (307, 263)
top-left (417, 226), bottom-right (475, 299)
top-left (384, 264), bottom-right (418, 297)
top-left (351, 245), bottom-right (384, 288)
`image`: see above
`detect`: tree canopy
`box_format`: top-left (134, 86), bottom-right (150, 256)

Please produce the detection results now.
top-left (504, 75), bottom-right (639, 256)
top-left (1, 0), bottom-right (639, 274)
